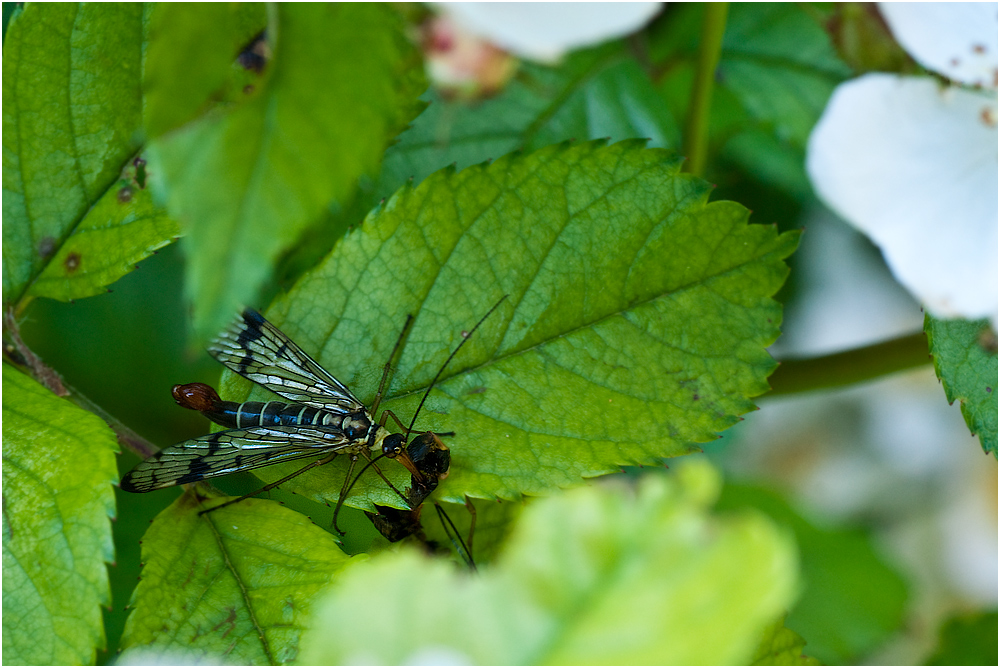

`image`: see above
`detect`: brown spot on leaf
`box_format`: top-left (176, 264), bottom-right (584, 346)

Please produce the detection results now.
top-left (64, 252), bottom-right (81, 273)
top-left (117, 186), bottom-right (133, 203)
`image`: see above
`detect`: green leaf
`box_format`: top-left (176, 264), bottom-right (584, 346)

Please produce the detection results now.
top-left (717, 483), bottom-right (909, 664)
top-left (751, 617), bottom-right (820, 665)
top-left (925, 610), bottom-right (999, 666)
top-left (377, 44), bottom-right (679, 201)
top-left (2, 363), bottom-right (119, 664)
top-left (143, 4), bottom-right (242, 138)
top-left (300, 463), bottom-right (799, 664)
top-left (222, 140), bottom-right (798, 510)
top-left (25, 176), bottom-right (180, 302)
top-left (719, 3), bottom-right (850, 147)
top-left (118, 487), bottom-right (355, 665)
top-left (2, 3), bottom-right (146, 306)
top-left (148, 3), bottom-right (426, 342)
top-left (925, 315), bottom-right (998, 456)
top-left (651, 3), bottom-right (849, 200)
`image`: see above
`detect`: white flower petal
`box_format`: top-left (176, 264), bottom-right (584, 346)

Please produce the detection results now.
top-left (807, 74), bottom-right (999, 325)
top-left (879, 2), bottom-right (998, 88)
top-left (438, 2), bottom-right (661, 63)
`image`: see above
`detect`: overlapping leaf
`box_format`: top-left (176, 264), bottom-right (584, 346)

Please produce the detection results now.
top-left (147, 3), bottom-right (427, 342)
top-left (300, 463), bottom-right (798, 664)
top-left (925, 315), bottom-right (998, 455)
top-left (25, 179), bottom-right (179, 302)
top-left (2, 3), bottom-right (147, 306)
top-left (2, 364), bottom-right (119, 664)
top-left (118, 488), bottom-right (354, 665)
top-left (219, 140), bottom-right (798, 509)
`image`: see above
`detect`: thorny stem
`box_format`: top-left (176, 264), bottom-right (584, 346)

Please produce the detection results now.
top-left (768, 331), bottom-right (932, 396)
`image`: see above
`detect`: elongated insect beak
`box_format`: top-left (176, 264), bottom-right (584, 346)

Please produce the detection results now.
top-left (394, 449), bottom-right (423, 480)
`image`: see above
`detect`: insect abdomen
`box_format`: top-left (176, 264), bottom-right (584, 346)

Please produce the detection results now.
top-left (172, 383), bottom-right (341, 429)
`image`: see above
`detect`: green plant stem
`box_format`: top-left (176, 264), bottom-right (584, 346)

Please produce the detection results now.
top-left (768, 331), bottom-right (931, 396)
top-left (683, 2), bottom-right (728, 177)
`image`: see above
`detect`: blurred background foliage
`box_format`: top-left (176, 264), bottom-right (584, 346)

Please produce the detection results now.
top-left (4, 2), bottom-right (995, 665)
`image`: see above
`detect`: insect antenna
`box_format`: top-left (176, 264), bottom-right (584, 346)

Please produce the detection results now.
top-left (404, 295), bottom-right (508, 439)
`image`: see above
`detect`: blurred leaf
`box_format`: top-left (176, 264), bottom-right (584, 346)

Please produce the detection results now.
top-left (925, 609), bottom-right (999, 666)
top-left (717, 483), bottom-right (909, 664)
top-left (652, 3), bottom-right (850, 201)
top-left (118, 487), bottom-right (355, 665)
top-left (720, 3), bottom-right (850, 147)
top-left (752, 617), bottom-right (820, 665)
top-left (376, 42), bottom-right (680, 201)
top-left (143, 3), bottom-right (249, 138)
top-left (147, 3), bottom-right (426, 343)
top-left (2, 3), bottom-right (146, 307)
top-left (221, 140), bottom-right (797, 510)
top-left (25, 175), bottom-right (179, 302)
top-left (925, 315), bottom-right (998, 456)
top-left (2, 363), bottom-right (119, 664)
top-left (301, 463), bottom-right (799, 664)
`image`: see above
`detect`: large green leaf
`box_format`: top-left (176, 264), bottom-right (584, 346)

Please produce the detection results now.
top-left (148, 3), bottom-right (426, 342)
top-left (2, 363), bottom-right (119, 664)
top-left (925, 315), bottom-right (998, 456)
top-left (717, 483), bottom-right (908, 664)
top-left (300, 463), bottom-right (798, 664)
top-left (118, 487), bottom-right (354, 665)
top-left (219, 140), bottom-right (798, 510)
top-left (2, 3), bottom-right (147, 307)
top-left (25, 175), bottom-right (179, 302)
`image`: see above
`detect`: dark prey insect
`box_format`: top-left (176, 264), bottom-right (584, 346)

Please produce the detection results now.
top-left (120, 298), bottom-right (506, 530)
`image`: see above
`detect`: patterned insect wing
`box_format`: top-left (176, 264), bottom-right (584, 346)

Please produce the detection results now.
top-left (209, 309), bottom-right (364, 415)
top-left (119, 425), bottom-right (354, 492)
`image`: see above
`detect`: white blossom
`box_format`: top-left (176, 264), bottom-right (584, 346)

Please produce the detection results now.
top-left (437, 2), bottom-right (662, 63)
top-left (806, 3), bottom-right (998, 326)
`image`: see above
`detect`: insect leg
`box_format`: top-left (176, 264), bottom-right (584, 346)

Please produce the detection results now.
top-left (331, 455), bottom-right (359, 535)
top-left (378, 408), bottom-right (409, 431)
top-left (198, 451), bottom-right (340, 516)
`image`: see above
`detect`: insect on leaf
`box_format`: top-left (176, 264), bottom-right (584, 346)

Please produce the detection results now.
top-left (221, 139), bottom-right (799, 509)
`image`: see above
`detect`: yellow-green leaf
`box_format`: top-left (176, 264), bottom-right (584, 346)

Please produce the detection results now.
top-left (300, 462), bottom-right (799, 664)
top-left (119, 488), bottom-right (355, 665)
top-left (2, 363), bottom-right (119, 664)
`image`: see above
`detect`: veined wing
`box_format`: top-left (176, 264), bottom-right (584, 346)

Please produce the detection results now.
top-left (119, 425), bottom-right (358, 493)
top-left (209, 309), bottom-right (364, 414)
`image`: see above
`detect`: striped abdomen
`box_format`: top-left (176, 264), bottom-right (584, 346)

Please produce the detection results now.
top-left (172, 382), bottom-right (354, 429)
